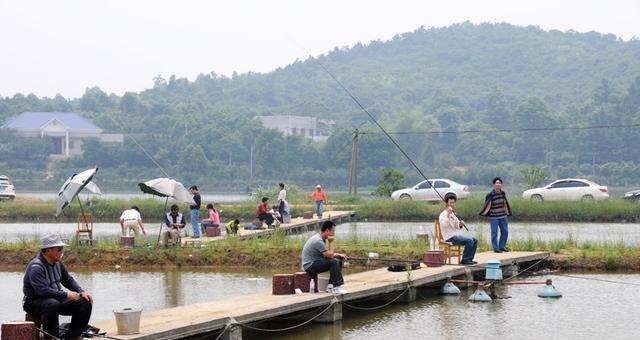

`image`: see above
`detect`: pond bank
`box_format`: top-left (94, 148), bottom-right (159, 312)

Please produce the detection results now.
top-left (2, 246), bottom-right (639, 272)
top-left (1, 196), bottom-right (639, 222)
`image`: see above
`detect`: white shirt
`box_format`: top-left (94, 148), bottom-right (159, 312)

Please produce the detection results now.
top-left (278, 189), bottom-right (287, 202)
top-left (120, 209), bottom-right (141, 221)
top-left (438, 209), bottom-right (461, 242)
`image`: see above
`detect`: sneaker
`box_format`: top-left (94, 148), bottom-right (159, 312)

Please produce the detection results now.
top-left (460, 260), bottom-right (477, 265)
top-left (332, 286), bottom-right (348, 294)
top-left (493, 249), bottom-right (502, 253)
top-left (500, 248), bottom-right (510, 252)
top-left (325, 284), bottom-right (334, 293)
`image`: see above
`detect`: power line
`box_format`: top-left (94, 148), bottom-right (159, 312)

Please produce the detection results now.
top-left (358, 123), bottom-right (640, 135)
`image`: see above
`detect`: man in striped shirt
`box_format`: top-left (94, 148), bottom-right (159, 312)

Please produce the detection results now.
top-left (480, 177), bottom-right (513, 253)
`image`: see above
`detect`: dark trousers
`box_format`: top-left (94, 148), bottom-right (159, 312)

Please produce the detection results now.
top-left (278, 201), bottom-right (285, 223)
top-left (24, 297), bottom-right (92, 340)
top-left (305, 258), bottom-right (344, 287)
top-left (258, 213), bottom-right (274, 226)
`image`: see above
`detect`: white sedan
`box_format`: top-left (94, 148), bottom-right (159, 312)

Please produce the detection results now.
top-left (391, 179), bottom-right (470, 201)
top-left (522, 178), bottom-right (609, 202)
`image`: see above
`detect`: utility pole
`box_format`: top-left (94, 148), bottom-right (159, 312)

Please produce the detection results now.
top-left (348, 129), bottom-right (359, 195)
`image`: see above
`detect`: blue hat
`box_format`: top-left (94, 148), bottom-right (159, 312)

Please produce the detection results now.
top-left (40, 234), bottom-right (67, 250)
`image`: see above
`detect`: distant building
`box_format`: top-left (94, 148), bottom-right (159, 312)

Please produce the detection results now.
top-left (257, 115), bottom-right (335, 141)
top-left (2, 112), bottom-right (123, 156)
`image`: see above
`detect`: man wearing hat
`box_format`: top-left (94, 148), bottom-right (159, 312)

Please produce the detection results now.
top-left (23, 234), bottom-right (93, 340)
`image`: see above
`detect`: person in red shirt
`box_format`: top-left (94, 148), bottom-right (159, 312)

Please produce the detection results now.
top-left (256, 197), bottom-right (274, 227)
top-left (308, 184), bottom-right (328, 218)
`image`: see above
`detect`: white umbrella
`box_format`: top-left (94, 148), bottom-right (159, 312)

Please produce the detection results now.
top-left (83, 181), bottom-right (102, 195)
top-left (56, 167), bottom-right (99, 217)
top-left (138, 178), bottom-right (195, 247)
top-left (138, 178), bottom-right (195, 205)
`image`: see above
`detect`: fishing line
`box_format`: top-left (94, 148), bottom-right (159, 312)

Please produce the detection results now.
top-left (291, 42), bottom-right (449, 206)
top-left (551, 273), bottom-right (640, 287)
top-left (107, 114), bottom-right (171, 178)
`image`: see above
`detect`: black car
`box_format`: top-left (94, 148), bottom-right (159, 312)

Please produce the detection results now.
top-left (623, 189), bottom-right (640, 201)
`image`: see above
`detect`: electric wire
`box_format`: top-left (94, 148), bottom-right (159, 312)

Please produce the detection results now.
top-left (107, 114), bottom-right (171, 178)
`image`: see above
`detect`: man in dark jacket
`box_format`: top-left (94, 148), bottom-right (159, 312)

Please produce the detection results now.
top-left (23, 234), bottom-right (93, 340)
top-left (480, 177), bottom-right (513, 253)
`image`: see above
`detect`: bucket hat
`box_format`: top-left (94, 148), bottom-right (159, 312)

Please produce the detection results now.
top-left (40, 233), bottom-right (67, 250)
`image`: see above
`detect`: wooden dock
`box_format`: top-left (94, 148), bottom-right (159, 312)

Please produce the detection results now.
top-left (93, 251), bottom-right (549, 340)
top-left (180, 210), bottom-right (355, 246)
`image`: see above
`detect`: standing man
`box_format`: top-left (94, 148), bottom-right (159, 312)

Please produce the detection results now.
top-left (23, 234), bottom-right (93, 340)
top-left (439, 194), bottom-right (478, 265)
top-left (163, 204), bottom-right (186, 247)
top-left (119, 206), bottom-right (146, 237)
top-left (189, 185), bottom-right (201, 238)
top-left (301, 221), bottom-right (348, 294)
top-left (308, 184), bottom-right (328, 218)
top-left (277, 183), bottom-right (287, 223)
top-left (480, 177), bottom-right (513, 253)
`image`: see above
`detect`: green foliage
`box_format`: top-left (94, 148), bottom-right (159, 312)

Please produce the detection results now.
top-left (372, 168), bottom-right (405, 197)
top-left (522, 166), bottom-right (547, 189)
top-left (2, 23), bottom-right (640, 189)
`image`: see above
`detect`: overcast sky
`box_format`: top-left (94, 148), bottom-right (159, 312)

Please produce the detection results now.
top-left (1, 0), bottom-right (638, 99)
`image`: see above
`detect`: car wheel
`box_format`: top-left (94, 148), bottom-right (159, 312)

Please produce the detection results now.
top-left (581, 195), bottom-right (594, 202)
top-left (530, 194), bottom-right (543, 202)
top-left (399, 194), bottom-right (412, 200)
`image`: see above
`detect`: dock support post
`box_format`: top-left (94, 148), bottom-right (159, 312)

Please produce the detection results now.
top-left (219, 324), bottom-right (242, 340)
top-left (503, 264), bottom-right (519, 277)
top-left (313, 303), bottom-right (343, 323)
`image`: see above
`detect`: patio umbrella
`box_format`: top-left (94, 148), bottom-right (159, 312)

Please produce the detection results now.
top-left (56, 167), bottom-right (99, 217)
top-left (138, 178), bottom-right (195, 246)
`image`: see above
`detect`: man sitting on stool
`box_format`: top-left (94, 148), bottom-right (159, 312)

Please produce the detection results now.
top-left (301, 221), bottom-right (349, 294)
top-left (23, 234), bottom-right (93, 340)
top-left (163, 204), bottom-right (186, 247)
top-left (439, 194), bottom-right (478, 265)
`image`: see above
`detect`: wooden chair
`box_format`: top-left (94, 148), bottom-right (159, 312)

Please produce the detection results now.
top-left (76, 213), bottom-right (94, 246)
top-left (434, 219), bottom-right (462, 264)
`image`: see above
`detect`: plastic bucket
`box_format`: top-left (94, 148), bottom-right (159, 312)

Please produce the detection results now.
top-left (113, 307), bottom-right (142, 335)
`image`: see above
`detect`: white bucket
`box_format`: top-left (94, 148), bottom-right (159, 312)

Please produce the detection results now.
top-left (113, 307), bottom-right (142, 335)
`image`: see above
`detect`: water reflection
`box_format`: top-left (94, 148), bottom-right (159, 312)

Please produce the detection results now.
top-left (3, 221), bottom-right (639, 245)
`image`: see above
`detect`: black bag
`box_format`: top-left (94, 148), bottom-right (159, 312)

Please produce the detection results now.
top-left (387, 261), bottom-right (421, 272)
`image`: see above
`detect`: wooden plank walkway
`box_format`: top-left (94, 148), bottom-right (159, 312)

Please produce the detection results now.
top-left (180, 210), bottom-right (355, 246)
top-left (94, 251), bottom-right (548, 340)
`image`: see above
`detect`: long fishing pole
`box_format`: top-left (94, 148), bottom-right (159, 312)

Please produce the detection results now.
top-left (298, 44), bottom-right (468, 230)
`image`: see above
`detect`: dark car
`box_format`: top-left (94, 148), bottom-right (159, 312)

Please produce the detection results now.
top-left (623, 189), bottom-right (640, 201)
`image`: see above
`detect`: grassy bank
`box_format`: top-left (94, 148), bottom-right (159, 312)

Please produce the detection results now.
top-left (0, 196), bottom-right (638, 222)
top-left (2, 233), bottom-right (639, 272)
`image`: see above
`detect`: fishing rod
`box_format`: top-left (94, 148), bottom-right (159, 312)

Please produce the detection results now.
top-left (300, 46), bottom-right (469, 230)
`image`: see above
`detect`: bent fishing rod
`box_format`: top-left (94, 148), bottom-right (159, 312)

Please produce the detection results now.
top-left (304, 49), bottom-right (469, 230)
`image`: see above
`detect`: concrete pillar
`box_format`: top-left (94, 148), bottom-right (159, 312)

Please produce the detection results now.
top-left (219, 325), bottom-right (242, 340)
top-left (65, 131), bottom-right (69, 156)
top-left (503, 265), bottom-right (519, 277)
top-left (314, 303), bottom-right (342, 323)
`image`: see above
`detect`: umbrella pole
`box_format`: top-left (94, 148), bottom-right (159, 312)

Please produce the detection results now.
top-left (156, 197), bottom-right (169, 248)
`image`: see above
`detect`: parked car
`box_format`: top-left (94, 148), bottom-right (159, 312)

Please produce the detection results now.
top-left (522, 178), bottom-right (609, 202)
top-left (0, 175), bottom-right (16, 200)
top-left (623, 189), bottom-right (640, 201)
top-left (391, 179), bottom-right (470, 201)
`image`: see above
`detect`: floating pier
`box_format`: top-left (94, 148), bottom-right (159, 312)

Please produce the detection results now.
top-left (181, 210), bottom-right (355, 246)
top-left (93, 251), bottom-right (549, 340)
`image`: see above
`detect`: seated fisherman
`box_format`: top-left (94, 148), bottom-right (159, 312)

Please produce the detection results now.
top-left (301, 220), bottom-right (349, 294)
top-left (163, 204), bottom-right (186, 246)
top-left (23, 234), bottom-right (93, 340)
top-left (256, 197), bottom-right (274, 227)
top-left (439, 194), bottom-right (478, 265)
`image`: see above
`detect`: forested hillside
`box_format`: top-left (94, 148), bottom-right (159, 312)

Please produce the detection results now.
top-left (1, 22), bottom-right (639, 191)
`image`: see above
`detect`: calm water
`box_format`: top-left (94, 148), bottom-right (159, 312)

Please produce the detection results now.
top-left (1, 222), bottom-right (639, 245)
top-left (2, 270), bottom-right (639, 339)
